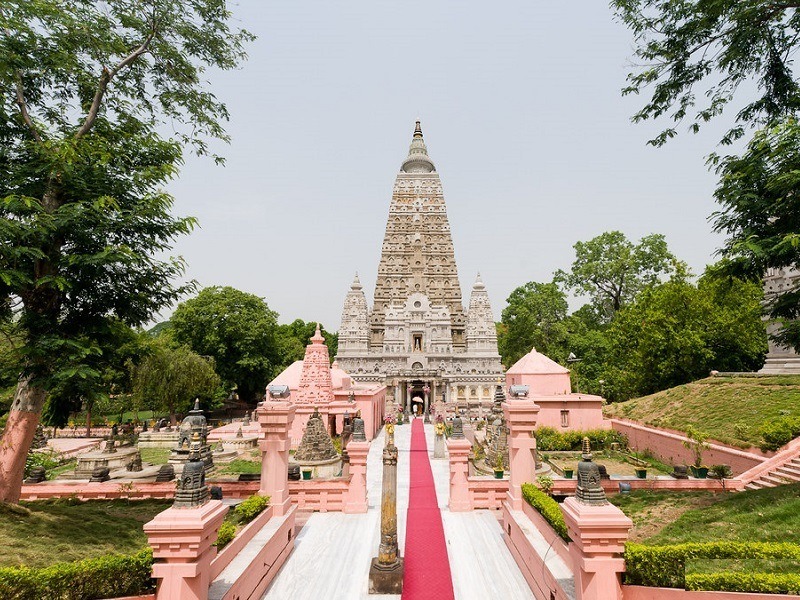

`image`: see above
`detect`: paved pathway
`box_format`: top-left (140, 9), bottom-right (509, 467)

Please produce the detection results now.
top-left (261, 421), bottom-right (533, 600)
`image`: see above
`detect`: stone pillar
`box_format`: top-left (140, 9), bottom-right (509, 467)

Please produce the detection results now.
top-left (369, 425), bottom-right (403, 593)
top-left (145, 501), bottom-right (228, 600)
top-left (502, 399), bottom-right (539, 510)
top-left (561, 498), bottom-right (632, 600)
top-left (446, 417), bottom-right (472, 512)
top-left (257, 400), bottom-right (296, 516)
top-left (344, 439), bottom-right (370, 514)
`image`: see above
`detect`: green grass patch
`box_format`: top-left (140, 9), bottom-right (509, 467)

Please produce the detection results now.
top-left (0, 499), bottom-right (170, 569)
top-left (216, 459), bottom-right (261, 475)
top-left (138, 447), bottom-right (170, 465)
top-left (604, 376), bottom-right (800, 447)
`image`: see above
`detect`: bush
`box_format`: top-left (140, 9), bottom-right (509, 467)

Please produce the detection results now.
top-left (0, 548), bottom-right (153, 600)
top-left (534, 427), bottom-right (628, 452)
top-left (233, 494), bottom-right (270, 524)
top-left (24, 451), bottom-right (61, 479)
top-left (521, 483), bottom-right (569, 541)
top-left (214, 521), bottom-right (236, 550)
top-left (759, 416), bottom-right (800, 452)
top-left (625, 542), bottom-right (800, 590)
top-left (686, 572), bottom-right (800, 593)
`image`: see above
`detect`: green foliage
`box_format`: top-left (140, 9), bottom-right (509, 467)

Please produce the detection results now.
top-left (171, 287), bottom-right (280, 403)
top-left (521, 483), bottom-right (569, 541)
top-left (498, 280), bottom-right (569, 367)
top-left (535, 475), bottom-right (554, 494)
top-left (233, 494), bottom-right (270, 524)
top-left (131, 335), bottom-right (221, 421)
top-left (685, 572), bottom-right (800, 593)
top-left (214, 521), bottom-right (236, 550)
top-left (0, 548), bottom-right (153, 600)
top-left (534, 427), bottom-right (628, 452)
top-left (23, 450), bottom-right (60, 479)
top-left (611, 0), bottom-right (800, 148)
top-left (758, 415), bottom-right (800, 452)
top-left (625, 542), bottom-right (800, 591)
top-left (682, 427), bottom-right (710, 468)
top-left (711, 119), bottom-right (800, 352)
top-left (556, 231), bottom-right (682, 320)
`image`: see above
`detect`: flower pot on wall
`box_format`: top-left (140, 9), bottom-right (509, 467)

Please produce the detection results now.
top-left (635, 468), bottom-right (647, 479)
top-left (494, 470), bottom-right (504, 479)
top-left (302, 469), bottom-right (312, 480)
top-left (563, 469), bottom-right (574, 479)
top-left (690, 465), bottom-right (708, 479)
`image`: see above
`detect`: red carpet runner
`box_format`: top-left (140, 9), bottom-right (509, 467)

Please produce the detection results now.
top-left (401, 418), bottom-right (455, 600)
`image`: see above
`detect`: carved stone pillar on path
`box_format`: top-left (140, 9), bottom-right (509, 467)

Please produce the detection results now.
top-left (446, 416), bottom-right (472, 512)
top-left (257, 399), bottom-right (296, 516)
top-left (369, 423), bottom-right (403, 593)
top-left (344, 417), bottom-right (369, 514)
top-left (502, 398), bottom-right (539, 510)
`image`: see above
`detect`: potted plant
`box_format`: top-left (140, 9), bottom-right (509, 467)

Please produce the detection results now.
top-left (537, 475), bottom-right (554, 495)
top-left (563, 467), bottom-right (574, 479)
top-left (493, 453), bottom-right (504, 479)
top-left (302, 468), bottom-right (312, 481)
top-left (683, 427), bottom-right (710, 478)
top-left (635, 468), bottom-right (647, 479)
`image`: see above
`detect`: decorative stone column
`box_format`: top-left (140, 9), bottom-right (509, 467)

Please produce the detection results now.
top-left (344, 417), bottom-right (369, 514)
top-left (446, 416), bottom-right (472, 512)
top-left (369, 422), bottom-right (404, 593)
top-left (502, 397), bottom-right (539, 510)
top-left (561, 439), bottom-right (632, 600)
top-left (257, 399), bottom-right (296, 516)
top-left (145, 438), bottom-right (227, 600)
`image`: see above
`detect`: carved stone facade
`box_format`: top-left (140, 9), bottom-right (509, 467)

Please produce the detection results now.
top-left (336, 122), bottom-right (503, 413)
top-left (760, 266), bottom-right (800, 373)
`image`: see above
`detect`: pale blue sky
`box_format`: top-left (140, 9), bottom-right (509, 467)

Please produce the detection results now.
top-left (163, 1), bottom-right (733, 330)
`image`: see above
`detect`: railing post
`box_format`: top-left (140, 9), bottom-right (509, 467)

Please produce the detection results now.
top-left (257, 399), bottom-right (296, 515)
top-left (446, 416), bottom-right (472, 512)
top-left (502, 399), bottom-right (539, 510)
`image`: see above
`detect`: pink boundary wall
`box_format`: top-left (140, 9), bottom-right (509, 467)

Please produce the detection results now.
top-left (622, 585), bottom-right (800, 599)
top-left (551, 477), bottom-right (744, 495)
top-left (737, 436), bottom-right (800, 485)
top-left (610, 419), bottom-right (766, 475)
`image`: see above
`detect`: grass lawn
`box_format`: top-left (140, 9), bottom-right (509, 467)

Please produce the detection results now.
top-left (216, 459), bottom-right (261, 475)
top-left (603, 375), bottom-right (800, 447)
top-left (0, 499), bottom-right (170, 568)
top-left (138, 447), bottom-right (170, 465)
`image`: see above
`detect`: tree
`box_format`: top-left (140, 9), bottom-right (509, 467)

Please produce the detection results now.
top-left (556, 231), bottom-right (682, 320)
top-left (611, 0), bottom-right (800, 147)
top-left (498, 281), bottom-right (569, 368)
top-left (600, 274), bottom-right (767, 401)
top-left (275, 319), bottom-right (338, 371)
top-left (132, 337), bottom-right (220, 425)
top-left (0, 2), bottom-right (252, 503)
top-left (710, 119), bottom-right (800, 351)
top-left (170, 287), bottom-right (280, 404)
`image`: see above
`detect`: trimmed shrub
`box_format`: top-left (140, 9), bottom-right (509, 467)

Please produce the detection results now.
top-left (521, 483), bottom-right (569, 541)
top-left (214, 521), bottom-right (237, 550)
top-left (686, 572), bottom-right (800, 594)
top-left (533, 427), bottom-right (627, 452)
top-left (759, 416), bottom-right (800, 452)
top-left (0, 548), bottom-right (153, 600)
top-left (233, 493), bottom-right (270, 524)
top-left (625, 542), bottom-right (800, 591)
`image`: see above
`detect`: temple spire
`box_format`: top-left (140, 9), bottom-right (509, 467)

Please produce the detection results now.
top-left (401, 119), bottom-right (435, 173)
top-left (351, 272), bottom-right (362, 290)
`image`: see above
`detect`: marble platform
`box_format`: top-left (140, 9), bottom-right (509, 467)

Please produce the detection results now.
top-left (261, 419), bottom-right (535, 600)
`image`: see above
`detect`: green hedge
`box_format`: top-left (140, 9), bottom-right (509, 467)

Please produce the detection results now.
top-left (534, 427), bottom-right (628, 452)
top-left (214, 521), bottom-right (237, 550)
top-left (521, 483), bottom-right (570, 541)
top-left (625, 542), bottom-right (800, 592)
top-left (759, 416), bottom-right (800, 451)
top-left (233, 493), bottom-right (270, 524)
top-left (0, 548), bottom-right (153, 600)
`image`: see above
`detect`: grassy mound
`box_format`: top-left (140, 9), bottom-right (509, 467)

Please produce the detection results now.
top-left (0, 499), bottom-right (169, 568)
top-left (603, 375), bottom-right (800, 447)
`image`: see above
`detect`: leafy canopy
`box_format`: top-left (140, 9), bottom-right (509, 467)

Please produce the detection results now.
top-left (170, 286), bottom-right (280, 404)
top-left (612, 0), bottom-right (800, 146)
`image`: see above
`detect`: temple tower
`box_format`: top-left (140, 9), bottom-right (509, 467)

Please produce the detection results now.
top-left (336, 121), bottom-right (503, 415)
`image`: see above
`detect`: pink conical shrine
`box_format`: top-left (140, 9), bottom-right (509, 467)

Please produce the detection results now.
top-left (295, 324), bottom-right (334, 404)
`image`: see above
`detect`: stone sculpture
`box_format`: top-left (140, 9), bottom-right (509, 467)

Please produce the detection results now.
top-left (575, 437), bottom-right (607, 506)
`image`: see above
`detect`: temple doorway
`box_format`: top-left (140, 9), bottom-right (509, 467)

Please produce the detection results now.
top-left (410, 395), bottom-right (424, 415)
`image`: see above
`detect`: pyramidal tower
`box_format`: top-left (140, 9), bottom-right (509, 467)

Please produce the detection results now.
top-left (336, 122), bottom-right (503, 414)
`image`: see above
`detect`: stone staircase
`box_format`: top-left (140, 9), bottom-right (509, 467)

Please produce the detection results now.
top-left (744, 450), bottom-right (800, 491)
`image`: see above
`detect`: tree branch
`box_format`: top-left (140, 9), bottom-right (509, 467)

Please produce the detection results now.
top-left (75, 26), bottom-right (158, 139)
top-left (14, 73), bottom-right (42, 143)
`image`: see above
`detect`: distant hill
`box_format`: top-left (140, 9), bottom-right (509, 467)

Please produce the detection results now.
top-left (603, 375), bottom-right (800, 448)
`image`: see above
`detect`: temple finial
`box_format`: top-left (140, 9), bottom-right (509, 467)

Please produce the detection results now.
top-left (414, 120), bottom-right (423, 137)
top-left (401, 119), bottom-right (435, 173)
top-left (311, 323), bottom-right (324, 344)
top-left (351, 272), bottom-right (362, 290)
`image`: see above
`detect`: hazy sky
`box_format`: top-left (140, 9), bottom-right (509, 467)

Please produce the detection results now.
top-left (162, 1), bottom-right (735, 330)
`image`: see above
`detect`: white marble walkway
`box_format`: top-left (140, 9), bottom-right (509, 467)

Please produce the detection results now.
top-left (261, 421), bottom-right (534, 600)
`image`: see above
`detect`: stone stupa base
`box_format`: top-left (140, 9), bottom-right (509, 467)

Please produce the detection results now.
top-left (368, 557), bottom-right (404, 594)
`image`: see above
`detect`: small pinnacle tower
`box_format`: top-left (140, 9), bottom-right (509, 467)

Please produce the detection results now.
top-left (296, 324), bottom-right (334, 405)
top-left (336, 122), bottom-right (503, 416)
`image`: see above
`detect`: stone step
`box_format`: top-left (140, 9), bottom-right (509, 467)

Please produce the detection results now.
top-left (762, 474), bottom-right (790, 486)
top-left (751, 479), bottom-right (777, 489)
top-left (774, 465), bottom-right (800, 479)
top-left (746, 481), bottom-right (767, 491)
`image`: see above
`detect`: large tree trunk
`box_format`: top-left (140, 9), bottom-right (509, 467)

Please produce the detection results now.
top-left (0, 375), bottom-right (48, 504)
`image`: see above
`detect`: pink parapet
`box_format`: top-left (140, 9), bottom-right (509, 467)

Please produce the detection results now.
top-left (502, 399), bottom-right (540, 510)
top-left (344, 439), bottom-right (370, 513)
top-left (561, 497), bottom-right (632, 600)
top-left (144, 500), bottom-right (228, 600)
top-left (257, 399), bottom-right (296, 515)
top-left (446, 437), bottom-right (473, 512)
